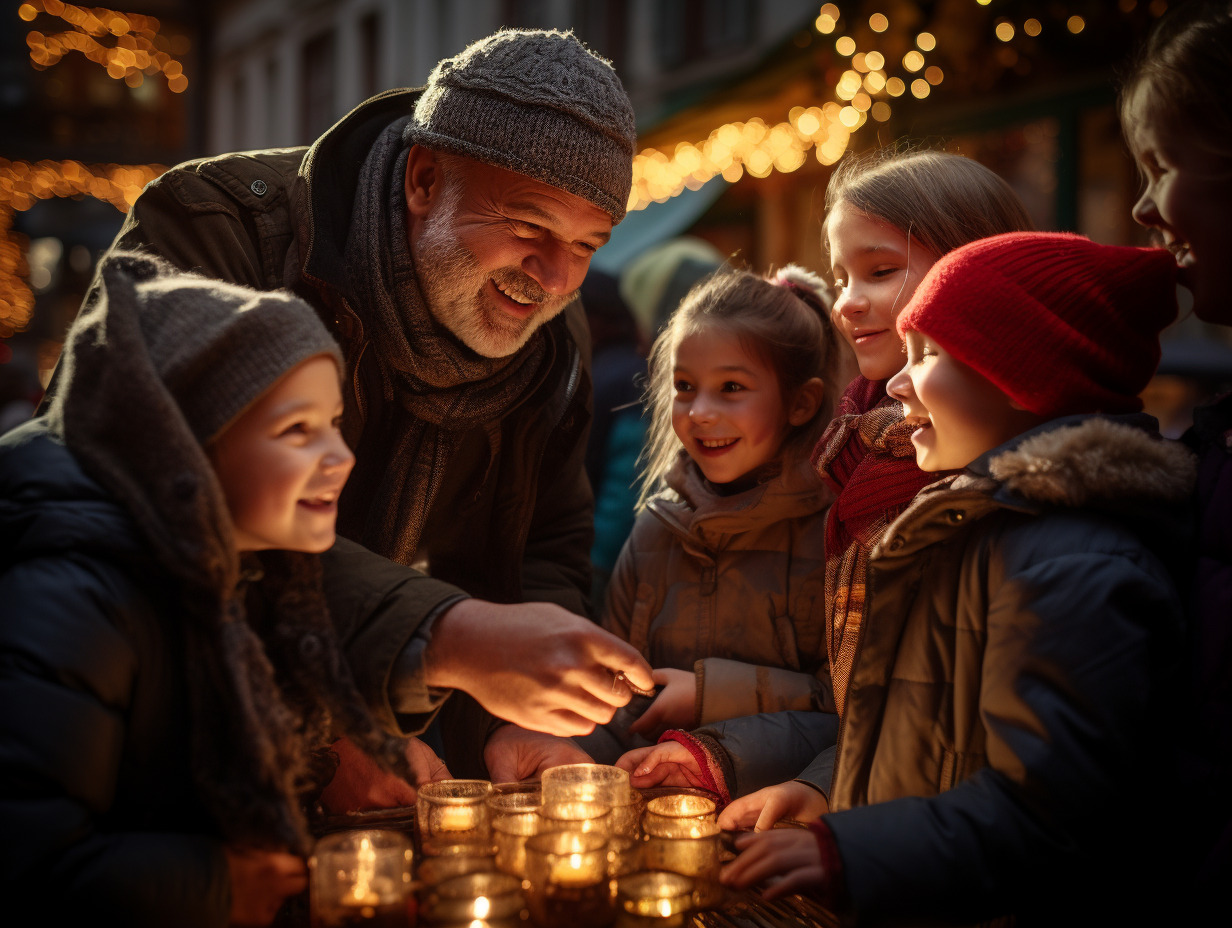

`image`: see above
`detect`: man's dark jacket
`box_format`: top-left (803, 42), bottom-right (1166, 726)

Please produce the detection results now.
top-left (66, 88), bottom-right (596, 774)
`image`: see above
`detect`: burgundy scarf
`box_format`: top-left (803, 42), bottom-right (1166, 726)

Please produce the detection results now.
top-left (812, 376), bottom-right (937, 715)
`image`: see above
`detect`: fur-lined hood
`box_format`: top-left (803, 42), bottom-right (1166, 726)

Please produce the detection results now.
top-left (966, 413), bottom-right (1196, 509)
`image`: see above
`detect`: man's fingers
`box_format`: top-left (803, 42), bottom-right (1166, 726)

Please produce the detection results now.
top-left (589, 634), bottom-right (655, 692)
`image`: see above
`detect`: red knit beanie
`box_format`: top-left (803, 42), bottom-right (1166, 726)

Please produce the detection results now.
top-left (896, 232), bottom-right (1178, 417)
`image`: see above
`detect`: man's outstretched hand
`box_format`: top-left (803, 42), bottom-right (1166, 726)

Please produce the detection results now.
top-left (426, 599), bottom-right (654, 736)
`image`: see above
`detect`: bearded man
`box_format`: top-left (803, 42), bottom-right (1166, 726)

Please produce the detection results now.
top-left (54, 29), bottom-right (653, 789)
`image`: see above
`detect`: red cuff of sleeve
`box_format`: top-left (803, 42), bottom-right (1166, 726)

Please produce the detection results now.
top-left (657, 729), bottom-right (732, 807)
top-left (807, 818), bottom-right (849, 912)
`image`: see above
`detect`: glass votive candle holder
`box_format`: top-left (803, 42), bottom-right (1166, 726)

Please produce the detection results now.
top-left (416, 779), bottom-right (493, 852)
top-left (608, 789), bottom-right (645, 838)
top-left (415, 840), bottom-right (497, 888)
top-left (616, 870), bottom-right (696, 927)
top-left (642, 794), bottom-right (717, 838)
top-left (641, 821), bottom-right (723, 909)
top-left (492, 811), bottom-right (540, 879)
top-left (486, 786), bottom-right (541, 818)
top-left (606, 834), bottom-right (642, 880)
top-left (524, 831), bottom-right (615, 928)
top-left (309, 829), bottom-right (414, 928)
top-left (537, 799), bottom-right (612, 837)
top-left (541, 763), bottom-right (631, 807)
top-left (420, 870), bottom-right (525, 924)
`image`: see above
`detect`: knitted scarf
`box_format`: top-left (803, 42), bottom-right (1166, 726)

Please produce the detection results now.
top-left (811, 376), bottom-right (938, 716)
top-left (340, 119), bottom-right (551, 563)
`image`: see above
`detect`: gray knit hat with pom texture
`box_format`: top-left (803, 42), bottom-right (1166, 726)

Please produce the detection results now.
top-left (109, 253), bottom-right (343, 443)
top-left (405, 28), bottom-right (637, 222)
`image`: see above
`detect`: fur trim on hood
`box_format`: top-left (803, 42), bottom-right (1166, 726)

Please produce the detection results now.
top-left (988, 416), bottom-right (1196, 507)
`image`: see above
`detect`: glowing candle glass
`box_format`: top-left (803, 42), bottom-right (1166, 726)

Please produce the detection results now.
top-left (492, 811), bottom-right (540, 879)
top-left (415, 839), bottom-right (497, 888)
top-left (641, 820), bottom-right (723, 909)
top-left (608, 790), bottom-right (645, 839)
top-left (541, 763), bottom-right (631, 807)
top-left (309, 829), bottom-right (414, 928)
top-left (606, 834), bottom-right (642, 880)
top-left (537, 799), bottom-right (612, 837)
top-left (616, 870), bottom-right (696, 926)
top-left (420, 870), bottom-right (525, 923)
top-left (486, 787), bottom-right (541, 818)
top-left (641, 794), bottom-right (717, 838)
top-left (416, 779), bottom-right (493, 852)
top-left (524, 831), bottom-right (615, 928)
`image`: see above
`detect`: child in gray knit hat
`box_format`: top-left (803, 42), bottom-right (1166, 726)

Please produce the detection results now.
top-left (0, 253), bottom-right (434, 927)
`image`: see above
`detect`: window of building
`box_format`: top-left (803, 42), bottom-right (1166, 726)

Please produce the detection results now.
top-left (300, 30), bottom-right (336, 144)
top-left (360, 11), bottom-right (381, 100)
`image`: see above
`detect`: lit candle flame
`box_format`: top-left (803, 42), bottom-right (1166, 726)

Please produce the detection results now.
top-left (351, 836), bottom-right (375, 903)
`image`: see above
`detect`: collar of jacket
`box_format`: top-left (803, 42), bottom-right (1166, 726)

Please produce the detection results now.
top-left (874, 413), bottom-right (1197, 562)
top-left (648, 452), bottom-right (832, 543)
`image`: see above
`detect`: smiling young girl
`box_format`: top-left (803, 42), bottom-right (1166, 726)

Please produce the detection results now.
top-left (621, 151), bottom-right (1037, 825)
top-left (576, 266), bottom-right (845, 764)
top-left (0, 254), bottom-right (426, 927)
top-left (1120, 0), bottom-right (1232, 901)
top-left (714, 232), bottom-right (1191, 924)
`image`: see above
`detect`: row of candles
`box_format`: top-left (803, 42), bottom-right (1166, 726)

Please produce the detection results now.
top-left (310, 763), bottom-right (724, 928)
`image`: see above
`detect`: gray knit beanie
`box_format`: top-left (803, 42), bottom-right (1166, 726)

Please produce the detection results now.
top-left (405, 28), bottom-right (637, 222)
top-left (103, 253), bottom-right (344, 443)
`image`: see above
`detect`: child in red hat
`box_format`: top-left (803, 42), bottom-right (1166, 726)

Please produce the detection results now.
top-left (629, 232), bottom-right (1196, 926)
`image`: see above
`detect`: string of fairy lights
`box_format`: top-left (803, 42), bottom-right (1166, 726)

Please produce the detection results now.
top-left (2, 1), bottom-right (182, 335)
top-left (625, 0), bottom-right (1168, 212)
top-left (2, 1), bottom-right (1173, 336)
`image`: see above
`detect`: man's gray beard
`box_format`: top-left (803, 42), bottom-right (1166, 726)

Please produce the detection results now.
top-left (413, 187), bottom-right (572, 359)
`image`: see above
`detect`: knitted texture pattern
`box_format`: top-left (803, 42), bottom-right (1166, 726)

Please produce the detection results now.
top-left (129, 260), bottom-right (343, 443)
top-left (406, 28), bottom-right (636, 221)
top-left (896, 231), bottom-right (1179, 417)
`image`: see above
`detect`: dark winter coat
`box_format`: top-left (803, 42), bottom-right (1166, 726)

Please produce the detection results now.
top-left (0, 421), bottom-right (230, 927)
top-left (604, 453), bottom-right (834, 725)
top-left (821, 414), bottom-right (1193, 926)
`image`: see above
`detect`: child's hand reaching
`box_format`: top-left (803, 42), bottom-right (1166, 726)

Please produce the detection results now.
top-left (718, 781), bottom-right (829, 832)
top-left (627, 668), bottom-right (696, 739)
top-left (616, 739), bottom-right (705, 789)
top-left (225, 847), bottom-right (307, 926)
top-left (720, 829), bottom-right (826, 902)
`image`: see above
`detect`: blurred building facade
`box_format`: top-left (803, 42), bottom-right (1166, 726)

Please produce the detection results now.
top-left (4, 0), bottom-right (1231, 408)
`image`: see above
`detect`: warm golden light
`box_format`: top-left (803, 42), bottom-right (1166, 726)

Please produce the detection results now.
top-left (885, 76), bottom-right (906, 96)
top-left (911, 79), bottom-right (930, 99)
top-left (869, 13), bottom-right (888, 32)
top-left (916, 31), bottom-right (936, 51)
top-left (820, 3), bottom-right (840, 17)
top-left (902, 50), bottom-right (925, 71)
top-left (864, 50), bottom-right (885, 70)
top-left (1067, 15), bottom-right (1086, 33)
top-left (1, 159), bottom-right (165, 333)
top-left (816, 13), bottom-right (837, 34)
top-left (1024, 18), bottom-right (1042, 37)
top-left (924, 65), bottom-right (944, 85)
top-left (995, 21), bottom-right (1015, 42)
top-left (871, 101), bottom-right (892, 122)
top-left (22, 0), bottom-right (188, 90)
top-left (835, 35), bottom-right (856, 56)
